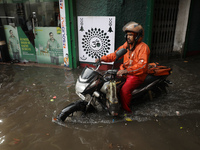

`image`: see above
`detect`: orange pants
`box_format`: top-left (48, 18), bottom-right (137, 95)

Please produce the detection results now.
top-left (120, 75), bottom-right (143, 112)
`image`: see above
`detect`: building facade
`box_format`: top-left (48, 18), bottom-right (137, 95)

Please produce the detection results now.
top-left (0, 0), bottom-right (199, 68)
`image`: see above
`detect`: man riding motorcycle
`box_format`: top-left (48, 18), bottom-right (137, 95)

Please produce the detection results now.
top-left (96, 21), bottom-right (150, 113)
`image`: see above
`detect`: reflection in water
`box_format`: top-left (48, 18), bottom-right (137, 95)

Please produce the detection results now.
top-left (0, 135), bottom-right (5, 145)
top-left (0, 55), bottom-right (200, 150)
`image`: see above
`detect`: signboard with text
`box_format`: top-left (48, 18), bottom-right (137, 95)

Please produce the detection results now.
top-left (34, 27), bottom-right (63, 65)
top-left (17, 27), bottom-right (36, 62)
top-left (59, 0), bottom-right (69, 67)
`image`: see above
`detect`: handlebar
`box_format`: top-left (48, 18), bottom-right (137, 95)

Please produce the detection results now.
top-left (93, 58), bottom-right (101, 71)
top-left (92, 55), bottom-right (101, 71)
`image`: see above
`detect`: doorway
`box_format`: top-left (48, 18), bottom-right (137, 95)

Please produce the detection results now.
top-left (151, 0), bottom-right (179, 59)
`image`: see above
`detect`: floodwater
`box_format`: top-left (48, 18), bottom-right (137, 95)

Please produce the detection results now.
top-left (0, 56), bottom-right (200, 150)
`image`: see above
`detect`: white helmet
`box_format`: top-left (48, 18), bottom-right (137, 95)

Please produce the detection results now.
top-left (123, 21), bottom-right (144, 43)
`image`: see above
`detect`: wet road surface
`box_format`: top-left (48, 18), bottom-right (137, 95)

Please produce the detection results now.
top-left (0, 56), bottom-right (200, 150)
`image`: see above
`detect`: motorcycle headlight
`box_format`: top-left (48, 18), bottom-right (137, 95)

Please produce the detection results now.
top-left (75, 79), bottom-right (89, 93)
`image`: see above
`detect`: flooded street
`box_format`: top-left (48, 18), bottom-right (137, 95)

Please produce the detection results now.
top-left (0, 56), bottom-right (200, 150)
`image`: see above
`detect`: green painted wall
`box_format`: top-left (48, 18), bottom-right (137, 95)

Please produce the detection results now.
top-left (75, 0), bottom-right (149, 50)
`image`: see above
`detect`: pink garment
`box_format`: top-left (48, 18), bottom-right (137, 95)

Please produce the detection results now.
top-left (120, 75), bottom-right (143, 112)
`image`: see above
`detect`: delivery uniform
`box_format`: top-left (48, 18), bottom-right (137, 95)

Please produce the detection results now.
top-left (101, 41), bottom-right (150, 112)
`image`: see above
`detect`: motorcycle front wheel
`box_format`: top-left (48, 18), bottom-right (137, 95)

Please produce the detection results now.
top-left (56, 100), bottom-right (96, 122)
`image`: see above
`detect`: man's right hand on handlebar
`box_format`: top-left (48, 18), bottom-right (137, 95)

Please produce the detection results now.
top-left (117, 69), bottom-right (128, 76)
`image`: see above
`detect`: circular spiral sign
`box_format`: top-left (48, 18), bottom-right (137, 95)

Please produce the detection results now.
top-left (81, 28), bottom-right (111, 59)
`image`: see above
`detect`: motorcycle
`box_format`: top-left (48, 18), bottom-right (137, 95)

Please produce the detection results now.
top-left (55, 48), bottom-right (172, 122)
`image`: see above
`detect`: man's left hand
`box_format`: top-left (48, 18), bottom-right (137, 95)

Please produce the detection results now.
top-left (117, 69), bottom-right (128, 76)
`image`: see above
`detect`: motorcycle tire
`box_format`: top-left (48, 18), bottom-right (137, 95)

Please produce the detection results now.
top-left (152, 81), bottom-right (168, 98)
top-left (56, 100), bottom-right (88, 122)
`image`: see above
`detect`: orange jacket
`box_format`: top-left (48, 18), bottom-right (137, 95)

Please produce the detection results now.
top-left (101, 42), bottom-right (150, 81)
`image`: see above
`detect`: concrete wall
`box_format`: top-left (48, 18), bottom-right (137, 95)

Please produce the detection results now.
top-left (173, 0), bottom-right (191, 54)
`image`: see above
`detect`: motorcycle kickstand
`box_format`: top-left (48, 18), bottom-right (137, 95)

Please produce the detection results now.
top-left (85, 96), bottom-right (93, 112)
top-left (148, 90), bottom-right (153, 101)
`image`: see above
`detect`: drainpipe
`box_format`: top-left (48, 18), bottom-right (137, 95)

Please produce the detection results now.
top-left (144, 0), bottom-right (154, 61)
top-left (65, 0), bottom-right (77, 69)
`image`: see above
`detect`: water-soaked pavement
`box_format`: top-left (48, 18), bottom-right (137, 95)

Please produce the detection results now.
top-left (0, 56), bottom-right (200, 150)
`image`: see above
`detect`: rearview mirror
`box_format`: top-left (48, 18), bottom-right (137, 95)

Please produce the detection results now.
top-left (116, 48), bottom-right (127, 60)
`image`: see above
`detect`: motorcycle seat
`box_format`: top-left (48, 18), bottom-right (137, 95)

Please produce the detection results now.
top-left (141, 74), bottom-right (162, 87)
top-left (132, 74), bottom-right (163, 95)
